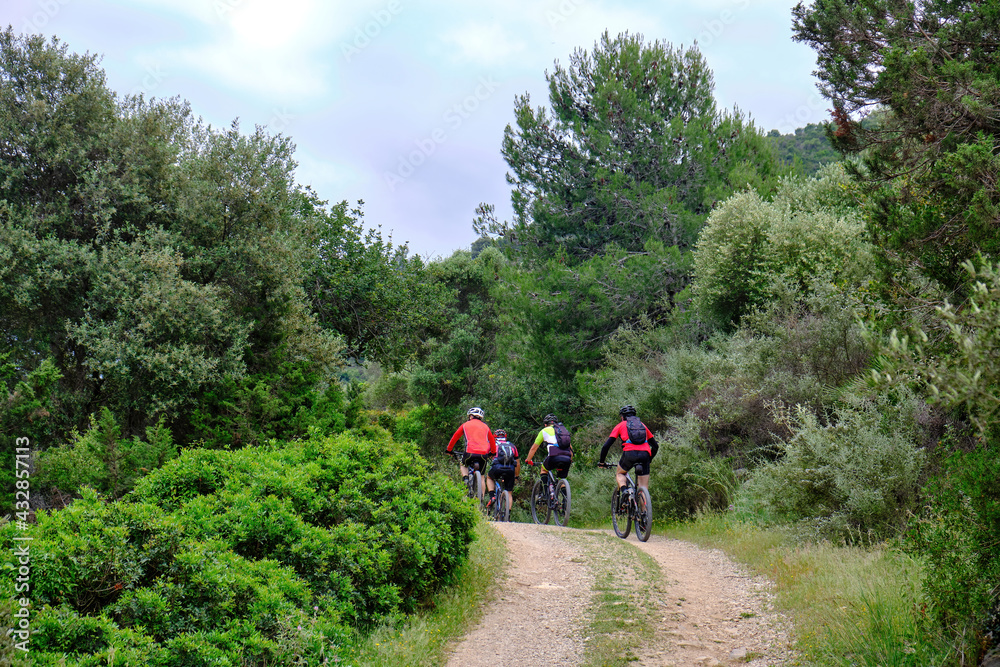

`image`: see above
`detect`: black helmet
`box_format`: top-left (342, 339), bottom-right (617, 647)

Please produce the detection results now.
top-left (619, 405), bottom-right (637, 418)
top-left (468, 407), bottom-right (485, 420)
top-left (495, 429), bottom-right (507, 437)
top-left (543, 413), bottom-right (557, 424)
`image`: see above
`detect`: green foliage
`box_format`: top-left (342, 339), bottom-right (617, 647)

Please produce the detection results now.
top-left (693, 163), bottom-right (871, 327)
top-left (583, 320), bottom-right (709, 433)
top-left (494, 31), bottom-right (784, 262)
top-left (742, 390), bottom-right (927, 541)
top-left (189, 359), bottom-right (347, 448)
top-left (5, 432), bottom-right (476, 664)
top-left (878, 258), bottom-right (1000, 442)
top-left (766, 123), bottom-right (841, 174)
top-left (308, 201), bottom-right (436, 371)
top-left (650, 415), bottom-right (738, 520)
top-left (904, 443), bottom-right (1000, 653)
top-left (407, 249), bottom-right (504, 410)
top-left (792, 0), bottom-right (1000, 288)
top-left (0, 30), bottom-right (345, 461)
top-left (0, 356), bottom-right (62, 509)
top-left (35, 408), bottom-right (176, 500)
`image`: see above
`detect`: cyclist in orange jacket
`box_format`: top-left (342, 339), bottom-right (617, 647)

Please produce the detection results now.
top-left (446, 406), bottom-right (497, 485)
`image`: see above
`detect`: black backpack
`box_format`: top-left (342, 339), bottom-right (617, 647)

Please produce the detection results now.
top-left (496, 442), bottom-right (516, 465)
top-left (625, 416), bottom-right (647, 445)
top-left (553, 422), bottom-right (572, 453)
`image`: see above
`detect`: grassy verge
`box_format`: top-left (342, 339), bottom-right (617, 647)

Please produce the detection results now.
top-left (567, 531), bottom-right (664, 667)
top-left (664, 513), bottom-right (956, 666)
top-left (348, 517), bottom-right (507, 666)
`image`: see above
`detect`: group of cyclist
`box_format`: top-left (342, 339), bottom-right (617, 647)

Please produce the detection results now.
top-left (445, 404), bottom-right (658, 516)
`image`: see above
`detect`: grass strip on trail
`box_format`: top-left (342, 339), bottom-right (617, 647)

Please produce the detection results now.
top-left (567, 531), bottom-right (664, 667)
top-left (349, 519), bottom-right (508, 666)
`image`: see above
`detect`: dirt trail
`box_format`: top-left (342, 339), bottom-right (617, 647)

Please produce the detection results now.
top-left (445, 523), bottom-right (795, 667)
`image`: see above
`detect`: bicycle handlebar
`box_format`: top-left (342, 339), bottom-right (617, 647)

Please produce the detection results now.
top-left (597, 461), bottom-right (618, 469)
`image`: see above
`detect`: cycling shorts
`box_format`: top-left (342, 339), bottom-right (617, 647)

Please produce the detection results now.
top-left (619, 450), bottom-right (651, 476)
top-left (462, 453), bottom-right (489, 473)
top-left (542, 455), bottom-right (572, 478)
top-left (488, 465), bottom-right (517, 491)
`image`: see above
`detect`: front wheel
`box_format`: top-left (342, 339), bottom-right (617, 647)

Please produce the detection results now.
top-left (635, 486), bottom-right (653, 542)
top-left (553, 479), bottom-right (571, 527)
top-left (530, 479), bottom-right (550, 525)
top-left (611, 486), bottom-right (631, 539)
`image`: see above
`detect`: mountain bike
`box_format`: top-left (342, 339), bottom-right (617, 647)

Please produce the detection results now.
top-left (484, 475), bottom-right (512, 522)
top-left (598, 462), bottom-right (652, 542)
top-left (526, 461), bottom-right (570, 526)
top-left (448, 451), bottom-right (484, 503)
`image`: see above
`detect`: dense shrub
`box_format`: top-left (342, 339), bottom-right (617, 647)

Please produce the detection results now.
top-left (584, 320), bottom-right (710, 434)
top-left (650, 413), bottom-right (740, 520)
top-left (905, 442), bottom-right (1000, 653)
top-left (35, 408), bottom-right (176, 501)
top-left (693, 163), bottom-right (871, 327)
top-left (3, 431), bottom-right (476, 665)
top-left (741, 390), bottom-right (927, 541)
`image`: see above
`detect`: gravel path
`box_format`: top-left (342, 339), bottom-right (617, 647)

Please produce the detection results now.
top-left (445, 523), bottom-right (796, 667)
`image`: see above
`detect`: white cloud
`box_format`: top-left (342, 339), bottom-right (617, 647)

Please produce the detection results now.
top-left (441, 21), bottom-right (526, 66)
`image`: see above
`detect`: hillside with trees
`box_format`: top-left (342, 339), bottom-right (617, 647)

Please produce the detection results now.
top-left (3, 2), bottom-right (1000, 664)
top-left (766, 123), bottom-right (840, 174)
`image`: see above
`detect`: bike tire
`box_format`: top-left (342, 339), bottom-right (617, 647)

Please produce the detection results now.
top-left (530, 479), bottom-right (550, 525)
top-left (553, 479), bottom-right (571, 527)
top-left (635, 486), bottom-right (653, 542)
top-left (498, 490), bottom-right (510, 522)
top-left (611, 486), bottom-right (631, 538)
top-left (472, 470), bottom-right (484, 503)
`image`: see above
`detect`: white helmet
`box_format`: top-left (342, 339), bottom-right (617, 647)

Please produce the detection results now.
top-left (467, 407), bottom-right (485, 420)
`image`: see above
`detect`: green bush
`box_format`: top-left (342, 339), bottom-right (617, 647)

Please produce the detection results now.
top-left (741, 390), bottom-right (927, 541)
top-left (6, 431), bottom-right (476, 665)
top-left (904, 442), bottom-right (1000, 651)
top-left (35, 408), bottom-right (176, 500)
top-left (693, 163), bottom-right (871, 327)
top-left (649, 413), bottom-right (739, 520)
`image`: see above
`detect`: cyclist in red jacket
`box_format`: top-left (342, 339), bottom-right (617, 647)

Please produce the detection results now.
top-left (599, 405), bottom-right (659, 498)
top-left (446, 407), bottom-right (497, 485)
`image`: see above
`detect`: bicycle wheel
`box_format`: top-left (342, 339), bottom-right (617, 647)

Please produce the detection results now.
top-left (611, 486), bottom-right (631, 538)
top-left (635, 487), bottom-right (653, 542)
top-left (553, 479), bottom-right (571, 527)
top-left (530, 479), bottom-right (550, 524)
top-left (498, 490), bottom-right (510, 522)
top-left (471, 470), bottom-right (484, 503)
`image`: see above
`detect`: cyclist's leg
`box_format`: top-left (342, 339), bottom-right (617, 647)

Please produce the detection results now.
top-left (634, 452), bottom-right (652, 489)
top-left (618, 451), bottom-right (640, 489)
top-left (502, 469), bottom-right (515, 508)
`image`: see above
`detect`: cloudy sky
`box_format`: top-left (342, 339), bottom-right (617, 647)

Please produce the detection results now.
top-left (3, 0), bottom-right (825, 259)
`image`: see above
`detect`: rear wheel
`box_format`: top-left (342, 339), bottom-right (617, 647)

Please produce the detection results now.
top-left (497, 490), bottom-right (510, 522)
top-left (530, 479), bottom-right (550, 524)
top-left (635, 487), bottom-right (653, 542)
top-left (611, 486), bottom-right (631, 539)
top-left (553, 479), bottom-right (571, 527)
top-left (471, 470), bottom-right (484, 503)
